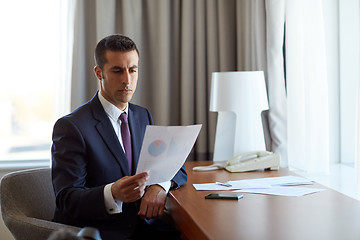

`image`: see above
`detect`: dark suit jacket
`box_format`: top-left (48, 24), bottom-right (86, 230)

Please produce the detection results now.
top-left (51, 92), bottom-right (187, 239)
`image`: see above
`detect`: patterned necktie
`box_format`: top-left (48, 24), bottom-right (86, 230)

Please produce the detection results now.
top-left (119, 113), bottom-right (132, 174)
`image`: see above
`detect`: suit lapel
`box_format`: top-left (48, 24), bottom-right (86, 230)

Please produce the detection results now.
top-left (90, 93), bottom-right (131, 176)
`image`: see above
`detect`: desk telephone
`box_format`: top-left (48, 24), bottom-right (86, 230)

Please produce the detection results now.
top-left (192, 151), bottom-right (280, 173)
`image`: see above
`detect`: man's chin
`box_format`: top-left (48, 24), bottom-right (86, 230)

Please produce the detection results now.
top-left (116, 97), bottom-right (133, 105)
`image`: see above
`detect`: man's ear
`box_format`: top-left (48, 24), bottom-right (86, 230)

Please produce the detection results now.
top-left (94, 66), bottom-right (102, 80)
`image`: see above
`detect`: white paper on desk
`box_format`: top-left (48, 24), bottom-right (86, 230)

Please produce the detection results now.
top-left (136, 124), bottom-right (202, 185)
top-left (229, 176), bottom-right (313, 189)
top-left (193, 183), bottom-right (236, 191)
top-left (193, 181), bottom-right (271, 191)
top-left (259, 176), bottom-right (314, 186)
top-left (193, 176), bottom-right (313, 191)
top-left (234, 187), bottom-right (325, 197)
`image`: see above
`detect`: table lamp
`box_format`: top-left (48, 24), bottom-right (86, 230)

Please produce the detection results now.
top-left (210, 71), bottom-right (269, 162)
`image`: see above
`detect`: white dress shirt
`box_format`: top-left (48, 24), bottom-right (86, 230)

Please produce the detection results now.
top-left (98, 92), bottom-right (170, 214)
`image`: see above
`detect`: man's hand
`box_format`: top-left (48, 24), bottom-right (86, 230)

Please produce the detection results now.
top-left (138, 185), bottom-right (167, 220)
top-left (111, 172), bottom-right (149, 203)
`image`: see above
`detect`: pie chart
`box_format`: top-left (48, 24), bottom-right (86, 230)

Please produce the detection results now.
top-left (148, 140), bottom-right (166, 156)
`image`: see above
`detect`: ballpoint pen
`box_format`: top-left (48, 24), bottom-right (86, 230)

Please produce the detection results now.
top-left (215, 181), bottom-right (232, 187)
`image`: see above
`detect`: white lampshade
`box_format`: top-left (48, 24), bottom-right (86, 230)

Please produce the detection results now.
top-left (210, 71), bottom-right (269, 161)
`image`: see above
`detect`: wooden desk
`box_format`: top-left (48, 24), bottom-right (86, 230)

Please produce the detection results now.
top-left (167, 161), bottom-right (360, 240)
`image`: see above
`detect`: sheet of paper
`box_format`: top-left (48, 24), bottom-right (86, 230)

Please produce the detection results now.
top-left (193, 181), bottom-right (271, 191)
top-left (234, 187), bottom-right (325, 197)
top-left (230, 176), bottom-right (314, 187)
top-left (193, 183), bottom-right (237, 191)
top-left (193, 175), bottom-right (313, 191)
top-left (136, 124), bottom-right (202, 185)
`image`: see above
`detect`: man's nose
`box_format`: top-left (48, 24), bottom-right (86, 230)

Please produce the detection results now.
top-left (122, 72), bottom-right (131, 85)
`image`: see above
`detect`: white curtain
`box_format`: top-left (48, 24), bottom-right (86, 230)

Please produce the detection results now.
top-left (55, 0), bottom-right (76, 119)
top-left (265, 0), bottom-right (287, 166)
top-left (286, 0), bottom-right (330, 173)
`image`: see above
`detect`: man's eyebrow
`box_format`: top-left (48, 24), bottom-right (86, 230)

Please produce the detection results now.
top-left (110, 65), bottom-right (138, 70)
top-left (110, 66), bottom-right (125, 71)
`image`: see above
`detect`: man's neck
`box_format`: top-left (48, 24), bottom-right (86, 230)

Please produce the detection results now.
top-left (99, 90), bottom-right (128, 111)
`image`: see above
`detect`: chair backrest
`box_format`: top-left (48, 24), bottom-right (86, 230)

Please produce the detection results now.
top-left (261, 109), bottom-right (272, 152)
top-left (0, 168), bottom-right (80, 240)
top-left (1, 168), bottom-right (55, 220)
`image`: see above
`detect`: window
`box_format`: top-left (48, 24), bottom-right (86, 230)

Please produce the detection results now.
top-left (338, 0), bottom-right (359, 165)
top-left (0, 0), bottom-right (73, 163)
top-left (324, 0), bottom-right (359, 166)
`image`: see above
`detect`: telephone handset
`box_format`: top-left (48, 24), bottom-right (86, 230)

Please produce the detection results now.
top-left (192, 151), bottom-right (280, 173)
top-left (224, 151), bottom-right (280, 172)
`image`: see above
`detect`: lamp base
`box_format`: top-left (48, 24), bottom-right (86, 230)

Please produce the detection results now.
top-left (213, 111), bottom-right (236, 162)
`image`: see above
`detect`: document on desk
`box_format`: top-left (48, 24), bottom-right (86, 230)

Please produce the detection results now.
top-left (193, 181), bottom-right (271, 191)
top-left (136, 124), bottom-right (202, 185)
top-left (231, 176), bottom-right (314, 187)
top-left (193, 176), bottom-right (314, 191)
top-left (234, 187), bottom-right (325, 197)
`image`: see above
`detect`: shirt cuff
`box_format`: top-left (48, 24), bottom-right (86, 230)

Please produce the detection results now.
top-left (154, 181), bottom-right (171, 193)
top-left (104, 183), bottom-right (123, 214)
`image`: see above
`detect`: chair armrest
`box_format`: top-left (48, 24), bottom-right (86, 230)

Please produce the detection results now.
top-left (5, 214), bottom-right (81, 240)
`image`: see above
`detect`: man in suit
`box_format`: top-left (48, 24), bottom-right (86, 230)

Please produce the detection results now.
top-left (51, 34), bottom-right (187, 240)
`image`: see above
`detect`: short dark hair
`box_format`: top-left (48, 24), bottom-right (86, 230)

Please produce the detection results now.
top-left (94, 34), bottom-right (139, 69)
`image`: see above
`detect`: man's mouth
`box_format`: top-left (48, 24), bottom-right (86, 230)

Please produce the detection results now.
top-left (119, 89), bottom-right (132, 93)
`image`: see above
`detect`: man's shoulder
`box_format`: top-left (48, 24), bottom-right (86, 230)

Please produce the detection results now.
top-left (128, 103), bottom-right (153, 124)
top-left (128, 102), bottom-right (148, 112)
top-left (128, 103), bottom-right (152, 117)
top-left (65, 101), bottom-right (93, 119)
top-left (57, 95), bottom-right (101, 123)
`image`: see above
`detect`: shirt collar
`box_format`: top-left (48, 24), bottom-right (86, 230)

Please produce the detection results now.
top-left (98, 91), bottom-right (128, 121)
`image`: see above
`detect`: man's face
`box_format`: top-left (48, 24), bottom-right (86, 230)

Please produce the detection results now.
top-left (94, 50), bottom-right (139, 110)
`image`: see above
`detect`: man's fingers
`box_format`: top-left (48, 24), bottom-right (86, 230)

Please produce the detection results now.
top-left (157, 203), bottom-right (165, 218)
top-left (149, 201), bottom-right (165, 219)
top-left (117, 172), bottom-right (148, 191)
top-left (112, 183), bottom-right (145, 203)
top-left (138, 201), bottom-right (148, 219)
top-left (125, 182), bottom-right (147, 201)
top-left (138, 185), bottom-right (167, 219)
top-left (111, 172), bottom-right (149, 202)
top-left (139, 198), bottom-right (162, 220)
top-left (121, 172), bottom-right (149, 186)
